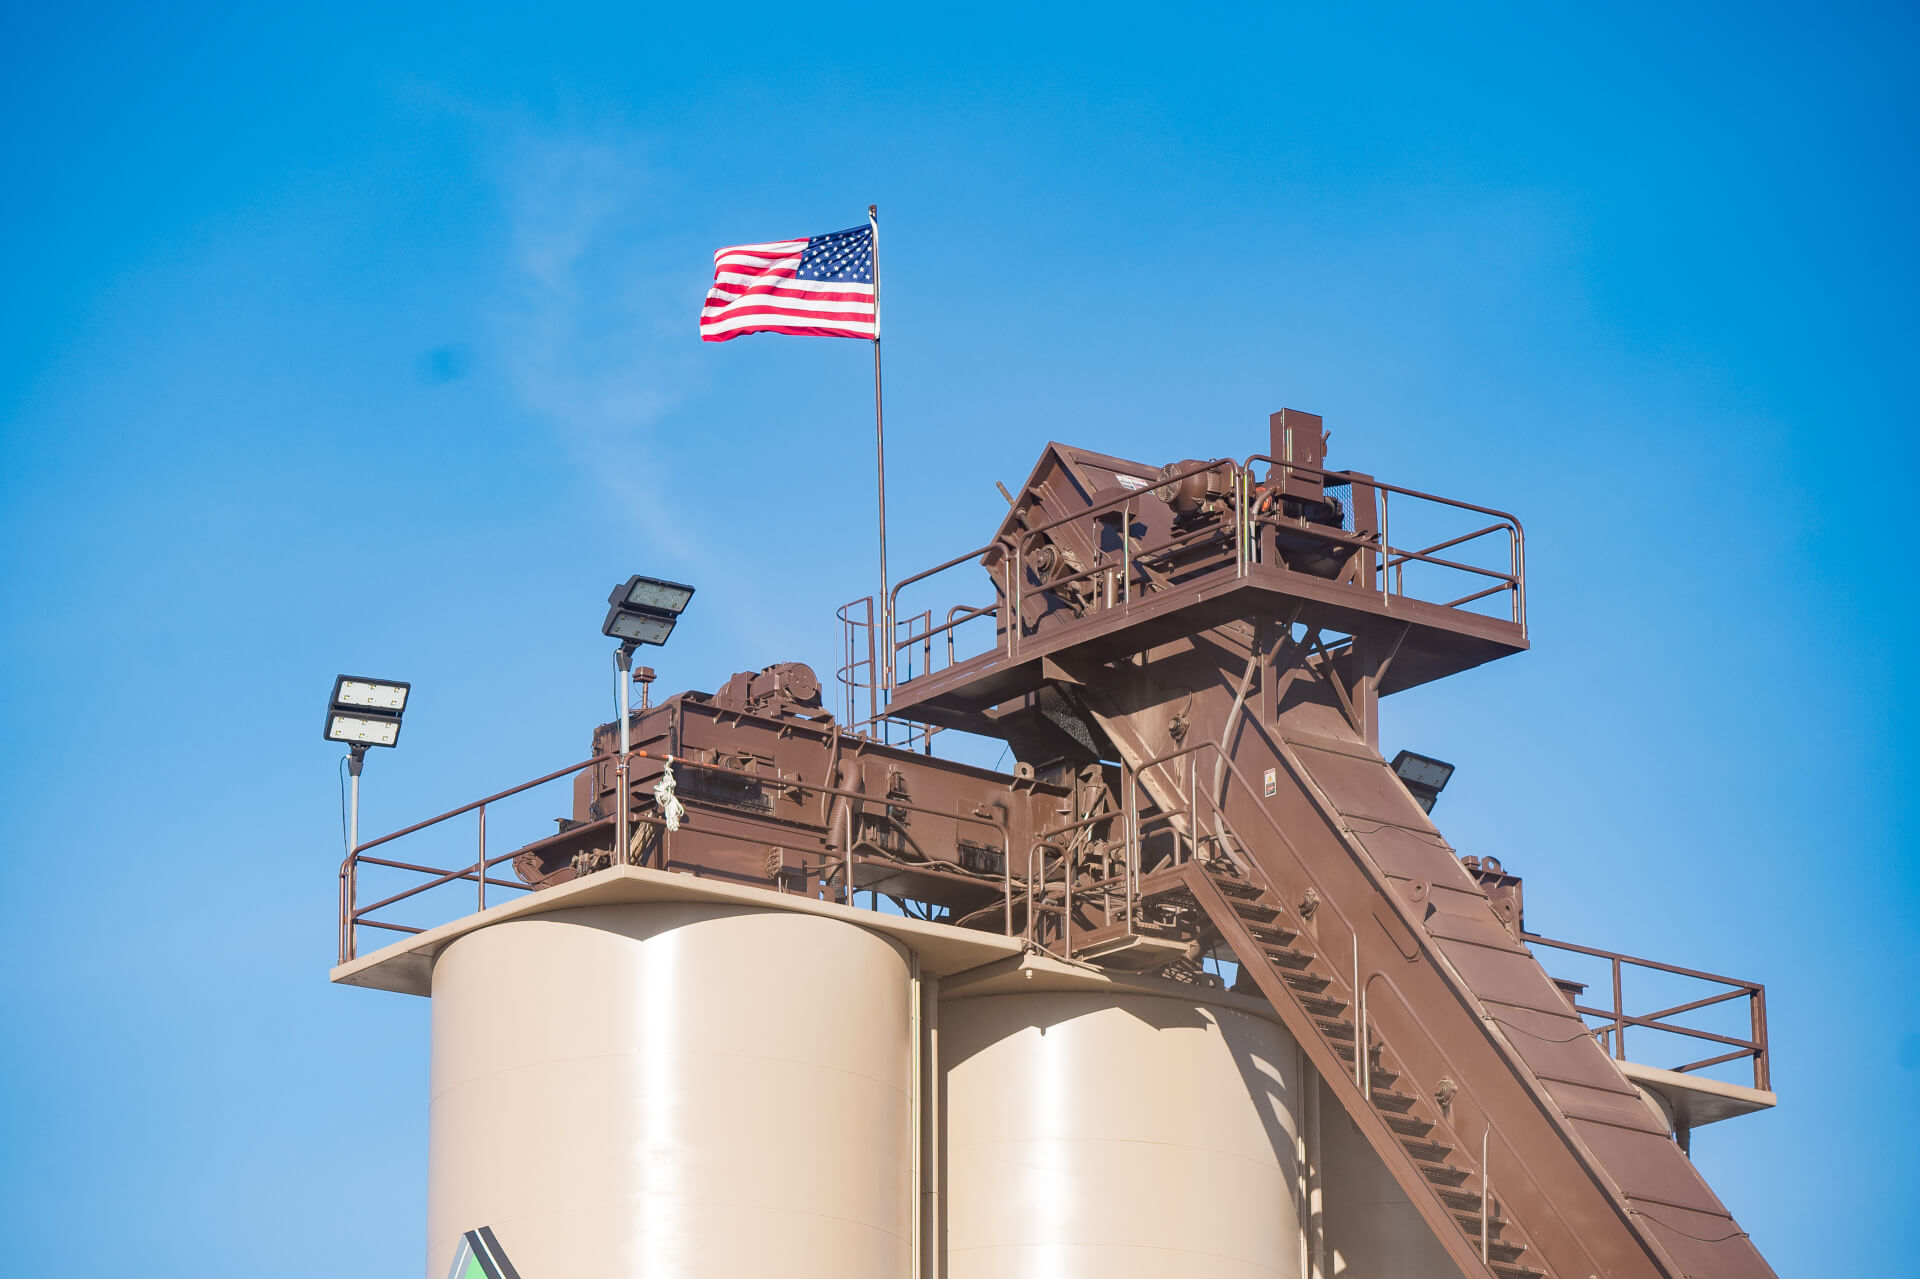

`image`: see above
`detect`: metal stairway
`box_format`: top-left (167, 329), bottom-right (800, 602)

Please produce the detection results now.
top-left (1159, 862), bottom-right (1550, 1278)
top-left (1112, 681), bottom-right (1776, 1279)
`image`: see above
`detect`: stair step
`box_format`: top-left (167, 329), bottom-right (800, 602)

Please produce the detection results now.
top-left (1244, 920), bottom-right (1299, 946)
top-left (1490, 1263), bottom-right (1546, 1279)
top-left (1332, 1045), bottom-right (1400, 1090)
top-left (1370, 1087), bottom-right (1419, 1114)
top-left (1262, 945), bottom-right (1316, 970)
top-left (1452, 1208), bottom-right (1510, 1235)
top-left (1314, 1018), bottom-right (1355, 1042)
top-left (1207, 874), bottom-right (1266, 901)
top-left (1381, 1111), bottom-right (1433, 1138)
top-left (1280, 969), bottom-right (1331, 994)
top-left (1438, 1187), bottom-right (1487, 1214)
top-left (1231, 898), bottom-right (1282, 923)
top-left (1482, 1238), bottom-right (1530, 1264)
top-left (1401, 1136), bottom-right (1454, 1163)
top-left (1298, 992), bottom-right (1348, 1018)
top-left (1417, 1161), bottom-right (1471, 1188)
top-left (1450, 1215), bottom-right (1530, 1265)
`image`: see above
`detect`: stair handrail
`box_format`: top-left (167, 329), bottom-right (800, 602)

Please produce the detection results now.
top-left (1133, 740), bottom-right (1539, 1275)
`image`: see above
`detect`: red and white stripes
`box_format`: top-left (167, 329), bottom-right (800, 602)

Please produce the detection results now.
top-left (700, 236), bottom-right (877, 342)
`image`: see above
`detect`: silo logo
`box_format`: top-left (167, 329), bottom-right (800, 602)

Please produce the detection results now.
top-left (447, 1227), bottom-right (522, 1279)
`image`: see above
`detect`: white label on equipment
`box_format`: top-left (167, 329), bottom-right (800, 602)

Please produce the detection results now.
top-left (1114, 473), bottom-right (1150, 490)
top-left (1263, 767), bottom-right (1277, 797)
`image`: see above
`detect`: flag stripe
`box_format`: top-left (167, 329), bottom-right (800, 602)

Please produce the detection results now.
top-left (707, 278), bottom-right (873, 301)
top-left (702, 316), bottom-right (875, 336)
top-left (701, 224), bottom-right (876, 343)
top-left (706, 293), bottom-right (879, 316)
top-left (712, 239), bottom-right (807, 258)
top-left (703, 304), bottom-right (877, 326)
top-left (702, 316), bottom-right (875, 337)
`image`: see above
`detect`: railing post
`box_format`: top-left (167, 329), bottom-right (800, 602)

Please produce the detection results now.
top-left (346, 857), bottom-right (357, 962)
top-left (477, 802), bottom-right (487, 912)
top-left (1351, 936), bottom-right (1362, 1088)
top-left (1613, 957), bottom-right (1626, 1061)
top-left (1480, 1129), bottom-right (1490, 1265)
top-left (1124, 766), bottom-right (1138, 934)
top-left (1751, 985), bottom-right (1769, 1090)
top-left (1379, 488), bottom-right (1391, 603)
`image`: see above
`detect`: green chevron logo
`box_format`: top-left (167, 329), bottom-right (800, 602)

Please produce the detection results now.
top-left (447, 1227), bottom-right (521, 1279)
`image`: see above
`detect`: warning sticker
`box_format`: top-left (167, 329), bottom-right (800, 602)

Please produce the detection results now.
top-left (1113, 473), bottom-right (1150, 491)
top-left (1263, 767), bottom-right (1277, 798)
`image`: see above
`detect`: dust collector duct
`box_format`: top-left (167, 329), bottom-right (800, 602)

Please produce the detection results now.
top-left (941, 987), bottom-right (1305, 1279)
top-left (426, 901), bottom-right (912, 1279)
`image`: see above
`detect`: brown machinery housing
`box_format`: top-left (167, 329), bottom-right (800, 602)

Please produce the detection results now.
top-left (349, 406), bottom-right (1774, 1279)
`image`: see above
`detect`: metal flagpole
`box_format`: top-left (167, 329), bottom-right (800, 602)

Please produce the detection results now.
top-left (869, 203), bottom-right (889, 702)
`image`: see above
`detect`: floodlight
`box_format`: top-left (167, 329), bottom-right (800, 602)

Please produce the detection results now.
top-left (327, 713), bottom-right (400, 747)
top-left (333, 677), bottom-right (409, 712)
top-left (616, 575), bottom-right (696, 614)
top-left (323, 674), bottom-right (410, 748)
top-left (1390, 750), bottom-right (1455, 814)
top-left (601, 605), bottom-right (677, 646)
top-left (601, 574), bottom-right (696, 648)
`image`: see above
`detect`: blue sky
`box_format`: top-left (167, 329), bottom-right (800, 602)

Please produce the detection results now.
top-left (2, 4), bottom-right (1913, 1274)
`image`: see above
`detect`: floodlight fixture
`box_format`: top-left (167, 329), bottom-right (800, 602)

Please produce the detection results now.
top-left (602, 608), bottom-right (676, 645)
top-left (617, 576), bottom-right (696, 614)
top-left (325, 674), bottom-right (411, 855)
top-left (333, 677), bottom-right (409, 712)
top-left (326, 713), bottom-right (401, 747)
top-left (1390, 750), bottom-right (1455, 814)
top-left (324, 675), bottom-right (410, 748)
top-left (602, 574), bottom-right (696, 649)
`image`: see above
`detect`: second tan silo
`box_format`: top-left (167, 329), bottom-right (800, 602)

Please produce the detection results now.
top-left (941, 982), bottom-right (1305, 1279)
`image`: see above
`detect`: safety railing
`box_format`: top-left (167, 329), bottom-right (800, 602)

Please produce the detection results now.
top-left (337, 757), bottom-right (600, 964)
top-left (1240, 454), bottom-right (1525, 626)
top-left (337, 751), bottom-right (1015, 963)
top-left (878, 456), bottom-right (1527, 699)
top-left (1523, 933), bottom-right (1770, 1091)
top-left (836, 596), bottom-right (882, 729)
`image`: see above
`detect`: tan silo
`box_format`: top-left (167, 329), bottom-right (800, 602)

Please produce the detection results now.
top-left (939, 981), bottom-right (1306, 1279)
top-left (426, 900), bottom-right (913, 1279)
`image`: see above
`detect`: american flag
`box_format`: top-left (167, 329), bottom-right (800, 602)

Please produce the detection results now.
top-left (700, 223), bottom-right (878, 342)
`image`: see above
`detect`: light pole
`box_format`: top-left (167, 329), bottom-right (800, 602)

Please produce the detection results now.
top-left (601, 576), bottom-right (696, 868)
top-left (324, 675), bottom-right (412, 855)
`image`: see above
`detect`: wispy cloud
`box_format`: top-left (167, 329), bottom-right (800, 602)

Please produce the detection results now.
top-left (486, 128), bottom-right (705, 547)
